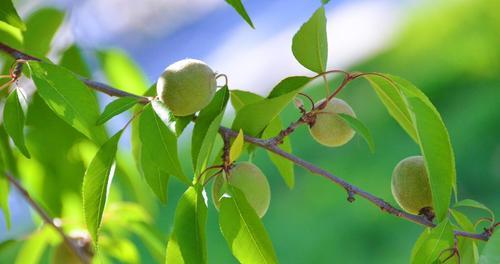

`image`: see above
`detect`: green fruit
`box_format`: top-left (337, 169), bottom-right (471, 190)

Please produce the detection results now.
top-left (212, 162), bottom-right (271, 218)
top-left (391, 156), bottom-right (433, 215)
top-left (309, 98), bottom-right (356, 147)
top-left (157, 58), bottom-right (216, 116)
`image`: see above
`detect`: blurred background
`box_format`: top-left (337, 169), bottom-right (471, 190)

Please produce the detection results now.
top-left (0, 0), bottom-right (499, 263)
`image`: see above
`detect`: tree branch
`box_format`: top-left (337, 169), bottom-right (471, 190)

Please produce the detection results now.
top-left (5, 173), bottom-right (91, 264)
top-left (0, 41), bottom-right (497, 243)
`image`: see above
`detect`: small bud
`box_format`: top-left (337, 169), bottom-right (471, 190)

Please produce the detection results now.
top-left (294, 98), bottom-right (304, 109)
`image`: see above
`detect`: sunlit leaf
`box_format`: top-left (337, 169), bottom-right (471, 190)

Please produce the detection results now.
top-left (141, 146), bottom-right (169, 203)
top-left (230, 90), bottom-right (263, 111)
top-left (97, 48), bottom-right (149, 95)
top-left (337, 113), bottom-right (375, 153)
top-left (3, 89), bottom-right (30, 158)
top-left (192, 86), bottom-right (229, 174)
top-left (0, 0), bottom-right (25, 30)
top-left (363, 75), bottom-right (418, 142)
top-left (15, 227), bottom-right (54, 264)
top-left (454, 199), bottom-right (495, 222)
top-left (232, 76), bottom-right (309, 136)
top-left (139, 104), bottom-right (187, 183)
top-left (166, 186), bottom-right (208, 264)
top-left (0, 21), bottom-right (23, 48)
top-left (96, 97), bottom-right (140, 125)
top-left (267, 76), bottom-right (310, 98)
top-left (219, 186), bottom-right (278, 263)
top-left (29, 61), bottom-right (107, 144)
top-left (292, 6), bottom-right (328, 73)
top-left (262, 116), bottom-right (294, 188)
top-left (225, 0), bottom-right (254, 29)
top-left (23, 8), bottom-right (64, 56)
top-left (83, 130), bottom-right (122, 243)
top-left (229, 129), bottom-right (244, 163)
top-left (411, 219), bottom-right (454, 264)
top-left (479, 231), bottom-right (500, 264)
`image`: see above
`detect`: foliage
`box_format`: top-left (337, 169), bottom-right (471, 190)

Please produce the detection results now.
top-left (0, 0), bottom-right (498, 263)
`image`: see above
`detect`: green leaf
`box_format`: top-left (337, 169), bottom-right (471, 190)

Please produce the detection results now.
top-left (14, 228), bottom-right (54, 264)
top-left (139, 104), bottom-right (187, 183)
top-left (97, 49), bottom-right (149, 95)
top-left (225, 0), bottom-right (254, 29)
top-left (292, 6), bottom-right (328, 73)
top-left (192, 86), bottom-right (229, 174)
top-left (0, 0), bottom-right (25, 30)
top-left (232, 76), bottom-right (309, 136)
top-left (83, 130), bottom-right (123, 243)
top-left (140, 146), bottom-right (169, 203)
top-left (262, 116), bottom-right (294, 188)
top-left (166, 186), bottom-right (208, 264)
top-left (174, 115), bottom-right (193, 136)
top-left (96, 97), bottom-right (140, 125)
top-left (450, 209), bottom-right (479, 263)
top-left (60, 44), bottom-right (91, 77)
top-left (0, 21), bottom-right (23, 49)
top-left (3, 89), bottom-right (30, 158)
top-left (267, 76), bottom-right (311, 98)
top-left (219, 186), bottom-right (279, 264)
top-left (321, 0), bottom-right (331, 4)
top-left (479, 230), bottom-right (500, 264)
top-left (0, 127), bottom-right (10, 227)
top-left (230, 90), bottom-right (263, 111)
top-left (23, 8), bottom-right (64, 56)
top-left (337, 113), bottom-right (375, 153)
top-left (411, 219), bottom-right (454, 264)
top-left (454, 199), bottom-right (495, 222)
top-left (229, 129), bottom-right (244, 163)
top-left (29, 61), bottom-right (107, 144)
top-left (363, 75), bottom-right (418, 142)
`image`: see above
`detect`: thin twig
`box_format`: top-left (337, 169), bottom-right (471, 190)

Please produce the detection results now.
top-left (5, 173), bottom-right (91, 264)
top-left (0, 41), bottom-right (497, 243)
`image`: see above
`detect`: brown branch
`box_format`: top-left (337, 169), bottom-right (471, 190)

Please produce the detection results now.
top-left (0, 41), bottom-right (497, 243)
top-left (5, 173), bottom-right (91, 264)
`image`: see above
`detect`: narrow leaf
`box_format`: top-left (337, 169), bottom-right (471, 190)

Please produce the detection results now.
top-left (0, 0), bottom-right (26, 30)
top-left (411, 219), bottom-right (454, 264)
top-left (192, 86), bottom-right (229, 174)
top-left (225, 0), bottom-right (254, 29)
top-left (166, 186), bottom-right (208, 264)
top-left (141, 146), bottom-right (169, 203)
top-left (60, 44), bottom-right (91, 77)
top-left (219, 186), bottom-right (278, 263)
top-left (96, 96), bottom-right (140, 125)
top-left (14, 228), bottom-right (53, 264)
top-left (23, 8), bottom-right (64, 56)
top-left (454, 199), bottom-right (495, 222)
top-left (139, 104), bottom-right (187, 183)
top-left (479, 231), bottom-right (500, 264)
top-left (338, 113), bottom-right (375, 153)
top-left (267, 76), bottom-right (311, 98)
top-left (97, 49), bottom-right (149, 95)
top-left (83, 130), bottom-right (123, 243)
top-left (29, 61), bottom-right (107, 143)
top-left (450, 209), bottom-right (479, 263)
top-left (0, 129), bottom-right (10, 227)
top-left (229, 129), bottom-right (244, 163)
top-left (3, 89), bottom-right (30, 158)
top-left (292, 6), bottom-right (328, 73)
top-left (262, 116), bottom-right (294, 188)
top-left (174, 115), bottom-right (193, 136)
top-left (363, 75), bottom-right (418, 142)
top-left (230, 90), bottom-right (263, 111)
top-left (232, 76), bottom-right (309, 136)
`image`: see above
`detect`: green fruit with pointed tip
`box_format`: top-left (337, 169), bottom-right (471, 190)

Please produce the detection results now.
top-left (212, 162), bottom-right (271, 218)
top-left (391, 156), bottom-right (433, 215)
top-left (309, 98), bottom-right (356, 147)
top-left (157, 58), bottom-right (217, 116)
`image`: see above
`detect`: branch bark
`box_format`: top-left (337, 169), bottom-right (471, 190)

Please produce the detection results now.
top-left (5, 173), bottom-right (91, 264)
top-left (0, 41), bottom-right (496, 243)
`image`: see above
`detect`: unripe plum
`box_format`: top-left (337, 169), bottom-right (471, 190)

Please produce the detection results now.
top-left (212, 162), bottom-right (271, 218)
top-left (391, 155), bottom-right (433, 215)
top-left (157, 59), bottom-right (216, 116)
top-left (309, 98), bottom-right (356, 147)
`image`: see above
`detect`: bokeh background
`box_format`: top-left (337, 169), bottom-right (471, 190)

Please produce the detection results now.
top-left (0, 0), bottom-right (499, 263)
